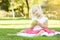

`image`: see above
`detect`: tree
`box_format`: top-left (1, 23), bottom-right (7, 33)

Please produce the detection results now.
top-left (10, 0), bottom-right (15, 18)
top-left (25, 0), bottom-right (29, 18)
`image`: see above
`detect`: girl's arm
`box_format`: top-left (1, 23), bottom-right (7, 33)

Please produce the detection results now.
top-left (30, 20), bottom-right (38, 29)
top-left (38, 20), bottom-right (48, 28)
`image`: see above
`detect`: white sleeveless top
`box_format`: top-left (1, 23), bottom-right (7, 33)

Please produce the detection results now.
top-left (32, 16), bottom-right (48, 30)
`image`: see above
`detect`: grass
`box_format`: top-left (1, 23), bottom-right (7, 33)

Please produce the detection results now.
top-left (0, 19), bottom-right (60, 40)
top-left (0, 28), bottom-right (60, 40)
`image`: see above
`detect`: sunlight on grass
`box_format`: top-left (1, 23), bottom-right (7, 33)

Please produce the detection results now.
top-left (0, 20), bottom-right (60, 28)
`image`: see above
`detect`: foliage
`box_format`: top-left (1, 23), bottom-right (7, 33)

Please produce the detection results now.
top-left (0, 0), bottom-right (10, 11)
top-left (41, 0), bottom-right (60, 19)
top-left (0, 0), bottom-right (60, 19)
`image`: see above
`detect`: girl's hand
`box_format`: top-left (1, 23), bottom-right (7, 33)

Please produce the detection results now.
top-left (37, 20), bottom-right (48, 28)
top-left (31, 20), bottom-right (38, 25)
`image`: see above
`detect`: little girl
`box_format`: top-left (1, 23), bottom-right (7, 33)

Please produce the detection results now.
top-left (16, 5), bottom-right (60, 37)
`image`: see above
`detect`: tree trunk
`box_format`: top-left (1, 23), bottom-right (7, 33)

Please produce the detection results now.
top-left (21, 3), bottom-right (25, 17)
top-left (25, 0), bottom-right (29, 18)
top-left (12, 8), bottom-right (15, 18)
top-left (11, 0), bottom-right (15, 18)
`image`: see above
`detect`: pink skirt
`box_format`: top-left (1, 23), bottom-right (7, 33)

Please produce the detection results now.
top-left (42, 27), bottom-right (56, 34)
top-left (22, 27), bottom-right (56, 34)
top-left (23, 29), bottom-right (41, 34)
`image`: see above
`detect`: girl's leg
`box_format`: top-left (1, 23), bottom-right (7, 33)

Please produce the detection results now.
top-left (36, 30), bottom-right (45, 36)
top-left (55, 31), bottom-right (60, 35)
top-left (17, 30), bottom-right (25, 34)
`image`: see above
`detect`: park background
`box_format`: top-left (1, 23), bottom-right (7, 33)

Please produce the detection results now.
top-left (0, 0), bottom-right (60, 40)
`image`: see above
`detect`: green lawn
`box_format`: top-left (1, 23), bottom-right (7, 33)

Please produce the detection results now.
top-left (0, 28), bottom-right (60, 40)
top-left (0, 20), bottom-right (60, 40)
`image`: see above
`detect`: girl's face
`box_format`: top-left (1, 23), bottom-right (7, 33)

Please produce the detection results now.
top-left (32, 9), bottom-right (40, 17)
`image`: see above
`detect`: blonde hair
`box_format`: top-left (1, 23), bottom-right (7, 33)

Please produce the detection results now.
top-left (29, 5), bottom-right (43, 18)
